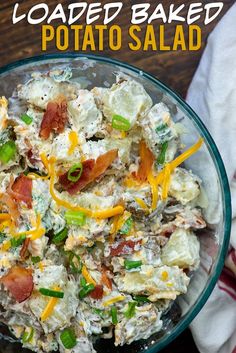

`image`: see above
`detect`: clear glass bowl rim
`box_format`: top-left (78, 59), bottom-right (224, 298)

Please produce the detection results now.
top-left (0, 53), bottom-right (231, 353)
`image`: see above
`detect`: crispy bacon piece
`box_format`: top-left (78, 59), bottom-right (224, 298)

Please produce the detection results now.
top-left (20, 238), bottom-right (30, 259)
top-left (39, 98), bottom-right (68, 140)
top-left (101, 266), bottom-right (112, 290)
top-left (136, 140), bottom-right (154, 182)
top-left (59, 149), bottom-right (118, 195)
top-left (0, 266), bottom-right (33, 303)
top-left (110, 240), bottom-right (141, 257)
top-left (89, 285), bottom-right (104, 300)
top-left (10, 175), bottom-right (32, 208)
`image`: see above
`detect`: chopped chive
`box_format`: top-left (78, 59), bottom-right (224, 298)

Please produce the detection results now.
top-left (65, 211), bottom-right (86, 226)
top-left (125, 301), bottom-right (137, 319)
top-left (110, 306), bottom-right (118, 325)
top-left (10, 235), bottom-right (26, 248)
top-left (60, 328), bottom-right (77, 349)
top-left (31, 256), bottom-right (41, 264)
top-left (79, 283), bottom-right (95, 299)
top-left (39, 288), bottom-right (64, 298)
top-left (0, 140), bottom-right (17, 164)
top-left (20, 114), bottom-right (33, 125)
top-left (124, 260), bottom-right (142, 270)
top-left (133, 295), bottom-right (150, 303)
top-left (68, 252), bottom-right (82, 274)
top-left (52, 227), bottom-right (68, 244)
top-left (80, 277), bottom-right (87, 288)
top-left (112, 115), bottom-right (131, 132)
top-left (119, 217), bottom-right (133, 235)
top-left (155, 123), bottom-right (168, 133)
top-left (22, 327), bottom-right (34, 343)
top-left (68, 163), bottom-right (83, 182)
top-left (157, 141), bottom-right (168, 165)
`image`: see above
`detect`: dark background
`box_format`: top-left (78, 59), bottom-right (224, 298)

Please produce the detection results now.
top-left (0, 1), bottom-right (234, 352)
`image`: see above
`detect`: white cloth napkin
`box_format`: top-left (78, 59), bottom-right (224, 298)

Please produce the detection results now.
top-left (186, 4), bottom-right (236, 353)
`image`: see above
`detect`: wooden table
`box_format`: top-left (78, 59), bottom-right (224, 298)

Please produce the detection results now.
top-left (0, 1), bottom-right (234, 352)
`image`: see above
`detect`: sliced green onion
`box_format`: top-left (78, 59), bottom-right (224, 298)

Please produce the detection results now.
top-left (133, 295), bottom-right (150, 303)
top-left (20, 114), bottom-right (33, 125)
top-left (124, 260), bottom-right (142, 270)
top-left (10, 235), bottom-right (26, 248)
top-left (155, 123), bottom-right (168, 133)
top-left (110, 306), bottom-right (118, 325)
top-left (157, 141), bottom-right (168, 165)
top-left (79, 283), bottom-right (95, 299)
top-left (93, 308), bottom-right (107, 319)
top-left (68, 163), bottom-right (83, 182)
top-left (22, 327), bottom-right (34, 343)
top-left (119, 217), bottom-right (133, 235)
top-left (80, 277), bottom-right (87, 288)
top-left (65, 211), bottom-right (86, 226)
top-left (112, 115), bottom-right (131, 132)
top-left (60, 328), bottom-right (77, 349)
top-left (0, 141), bottom-right (17, 164)
top-left (125, 301), bottom-right (137, 319)
top-left (68, 252), bottom-right (82, 274)
top-left (39, 288), bottom-right (64, 298)
top-left (31, 256), bottom-right (41, 264)
top-left (52, 227), bottom-right (68, 244)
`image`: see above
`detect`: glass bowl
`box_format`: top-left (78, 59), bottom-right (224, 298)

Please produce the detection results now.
top-left (0, 54), bottom-right (231, 353)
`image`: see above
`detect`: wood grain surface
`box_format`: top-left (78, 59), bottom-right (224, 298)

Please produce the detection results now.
top-left (0, 1), bottom-right (234, 352)
top-left (0, 0), bottom-right (233, 97)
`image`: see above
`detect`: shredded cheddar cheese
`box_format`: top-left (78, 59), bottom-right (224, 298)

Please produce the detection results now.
top-left (68, 131), bottom-right (78, 155)
top-left (12, 214), bottom-right (45, 241)
top-left (103, 295), bottom-right (126, 307)
top-left (156, 138), bottom-right (204, 201)
top-left (134, 197), bottom-right (149, 211)
top-left (40, 286), bottom-right (61, 321)
top-left (38, 262), bottom-right (44, 272)
top-left (161, 271), bottom-right (169, 281)
top-left (81, 265), bottom-right (96, 286)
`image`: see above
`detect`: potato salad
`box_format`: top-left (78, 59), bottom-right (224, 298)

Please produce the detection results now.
top-left (0, 69), bottom-right (206, 353)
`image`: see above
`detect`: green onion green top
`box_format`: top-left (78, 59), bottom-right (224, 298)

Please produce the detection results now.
top-left (112, 115), bottom-right (131, 132)
top-left (10, 235), bottom-right (26, 248)
top-left (39, 288), bottom-right (64, 298)
top-left (31, 256), bottom-right (41, 264)
top-left (110, 306), bottom-right (118, 325)
top-left (157, 141), bottom-right (168, 165)
top-left (68, 252), bottom-right (82, 274)
top-left (60, 328), bottom-right (77, 349)
top-left (133, 295), bottom-right (150, 303)
top-left (79, 283), bottom-right (95, 299)
top-left (20, 114), bottom-right (33, 125)
top-left (22, 327), bottom-right (34, 343)
top-left (125, 301), bottom-right (137, 319)
top-left (119, 217), bottom-right (133, 235)
top-left (124, 260), bottom-right (142, 270)
top-left (52, 227), bottom-right (68, 244)
top-left (68, 163), bottom-right (83, 182)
